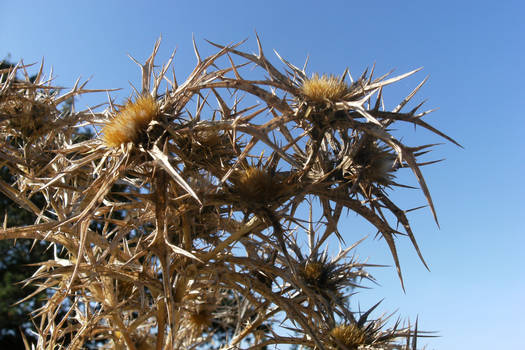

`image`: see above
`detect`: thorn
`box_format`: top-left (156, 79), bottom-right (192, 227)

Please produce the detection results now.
top-left (192, 33), bottom-right (201, 64)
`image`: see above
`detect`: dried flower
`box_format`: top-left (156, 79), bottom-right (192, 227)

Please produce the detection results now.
top-left (330, 323), bottom-right (369, 350)
top-left (188, 309), bottom-right (213, 330)
top-left (103, 95), bottom-right (159, 147)
top-left (300, 73), bottom-right (349, 103)
top-left (299, 254), bottom-right (367, 295)
top-left (347, 141), bottom-right (397, 188)
top-left (1, 94), bottom-right (53, 137)
top-left (175, 130), bottom-right (235, 175)
top-left (303, 261), bottom-right (324, 283)
top-left (231, 166), bottom-right (291, 205)
top-left (116, 279), bottom-right (135, 300)
top-left (135, 337), bottom-right (156, 350)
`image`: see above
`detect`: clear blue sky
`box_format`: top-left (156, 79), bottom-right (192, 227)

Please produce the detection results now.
top-left (2, 1), bottom-right (524, 349)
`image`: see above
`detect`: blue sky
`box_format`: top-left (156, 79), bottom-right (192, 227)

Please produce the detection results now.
top-left (2, 1), bottom-right (524, 349)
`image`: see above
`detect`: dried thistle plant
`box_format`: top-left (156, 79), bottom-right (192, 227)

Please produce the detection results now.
top-left (0, 35), bottom-right (457, 349)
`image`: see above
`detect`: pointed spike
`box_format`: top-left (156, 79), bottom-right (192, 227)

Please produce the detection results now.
top-left (373, 87), bottom-right (384, 111)
top-left (254, 31), bottom-right (264, 59)
top-left (302, 54), bottom-right (310, 73)
top-left (367, 67), bottom-right (423, 91)
top-left (273, 49), bottom-right (305, 79)
top-left (402, 147), bottom-right (440, 228)
top-left (308, 203), bottom-right (314, 253)
top-left (404, 205), bottom-right (428, 213)
top-left (192, 33), bottom-right (202, 64)
top-left (171, 66), bottom-right (178, 90)
top-left (358, 68), bottom-right (369, 84)
top-left (148, 145), bottom-right (202, 206)
top-left (413, 316), bottom-right (419, 350)
top-left (347, 69), bottom-right (354, 83)
top-left (382, 231), bottom-right (406, 291)
top-left (20, 59), bottom-right (32, 82)
top-left (212, 88), bottom-right (231, 118)
top-left (415, 108), bottom-right (439, 119)
top-left (34, 57), bottom-right (45, 84)
top-left (227, 53), bottom-right (242, 80)
top-left (372, 68), bottom-right (395, 84)
top-left (127, 53), bottom-right (141, 68)
top-left (416, 159), bottom-right (444, 167)
top-left (409, 99), bottom-right (427, 116)
top-left (357, 299), bottom-right (384, 327)
top-left (340, 67), bottom-right (349, 83)
top-left (48, 65), bottom-right (54, 87)
top-left (410, 143), bottom-right (442, 152)
top-left (367, 62), bottom-right (376, 85)
top-left (394, 76), bottom-right (429, 113)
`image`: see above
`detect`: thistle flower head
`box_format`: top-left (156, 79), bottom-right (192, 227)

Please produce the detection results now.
top-left (175, 130), bottom-right (235, 174)
top-left (102, 95), bottom-right (159, 148)
top-left (300, 73), bottom-right (349, 103)
top-left (188, 309), bottom-right (213, 330)
top-left (299, 253), bottom-right (368, 295)
top-left (330, 323), bottom-right (369, 350)
top-left (303, 261), bottom-right (325, 284)
top-left (231, 166), bottom-right (291, 205)
top-left (1, 94), bottom-right (54, 137)
top-left (116, 279), bottom-right (135, 300)
top-left (185, 301), bottom-right (216, 336)
top-left (134, 336), bottom-right (156, 350)
top-left (348, 141), bottom-right (397, 187)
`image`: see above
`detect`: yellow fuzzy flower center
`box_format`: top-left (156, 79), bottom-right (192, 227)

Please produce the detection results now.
top-left (103, 95), bottom-right (159, 147)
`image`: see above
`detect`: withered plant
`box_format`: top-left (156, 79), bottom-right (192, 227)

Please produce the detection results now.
top-left (0, 36), bottom-right (459, 349)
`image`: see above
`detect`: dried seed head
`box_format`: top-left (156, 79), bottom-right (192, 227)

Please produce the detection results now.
top-left (134, 336), bottom-right (156, 350)
top-left (116, 279), bottom-right (134, 300)
top-left (102, 95), bottom-right (159, 147)
top-left (188, 309), bottom-right (213, 330)
top-left (348, 141), bottom-right (397, 187)
top-left (1, 94), bottom-right (54, 137)
top-left (300, 73), bottom-right (349, 103)
top-left (231, 166), bottom-right (291, 205)
top-left (169, 203), bottom-right (220, 244)
top-left (300, 257), bottom-right (364, 294)
top-left (177, 131), bottom-right (222, 152)
top-left (330, 324), bottom-right (368, 350)
top-left (303, 261), bottom-right (324, 283)
top-left (175, 130), bottom-right (235, 174)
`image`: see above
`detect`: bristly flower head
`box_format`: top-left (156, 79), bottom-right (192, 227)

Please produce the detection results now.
top-left (348, 140), bottom-right (397, 188)
top-left (231, 166), bottom-right (292, 205)
top-left (300, 73), bottom-right (349, 103)
top-left (301, 257), bottom-right (351, 293)
top-left (103, 95), bottom-right (159, 148)
top-left (330, 323), bottom-right (369, 350)
top-left (188, 309), bottom-right (213, 330)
